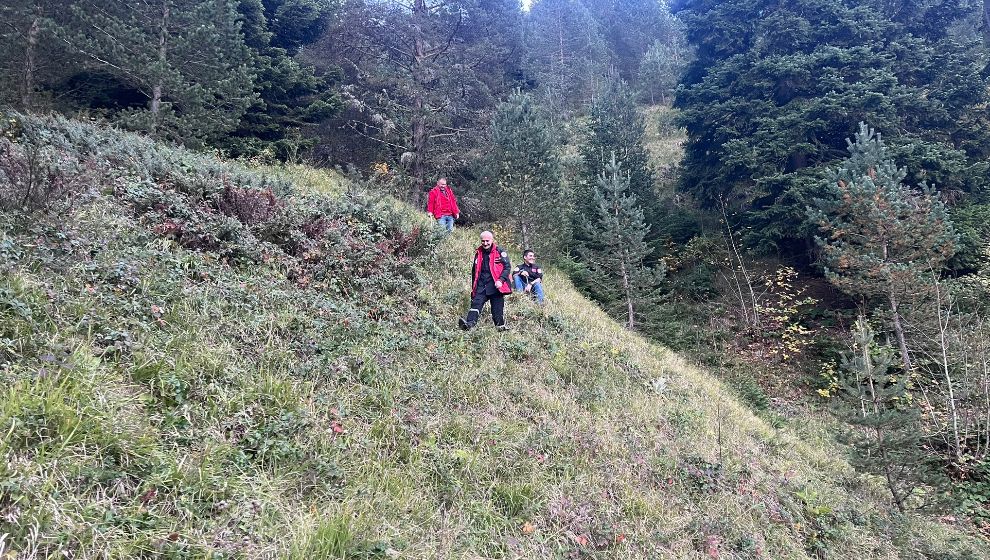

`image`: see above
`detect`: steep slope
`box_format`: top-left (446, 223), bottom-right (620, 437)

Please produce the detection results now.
top-left (1, 114), bottom-right (987, 559)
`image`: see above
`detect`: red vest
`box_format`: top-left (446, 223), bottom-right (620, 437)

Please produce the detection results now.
top-left (472, 245), bottom-right (512, 296)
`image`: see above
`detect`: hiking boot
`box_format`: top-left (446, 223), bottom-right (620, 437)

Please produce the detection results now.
top-left (458, 317), bottom-right (473, 330)
top-left (496, 324), bottom-right (509, 332)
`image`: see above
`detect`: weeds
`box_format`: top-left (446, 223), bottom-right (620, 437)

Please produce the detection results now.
top-left (0, 113), bottom-right (986, 559)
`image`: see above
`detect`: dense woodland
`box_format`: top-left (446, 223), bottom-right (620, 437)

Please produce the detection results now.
top-left (5, 0), bottom-right (990, 533)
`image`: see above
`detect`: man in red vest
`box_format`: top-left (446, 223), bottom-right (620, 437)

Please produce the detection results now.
top-left (459, 230), bottom-right (512, 330)
top-left (427, 177), bottom-right (460, 232)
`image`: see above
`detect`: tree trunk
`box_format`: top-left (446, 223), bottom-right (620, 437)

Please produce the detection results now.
top-left (22, 13), bottom-right (41, 110)
top-left (621, 257), bottom-right (634, 330)
top-left (521, 221), bottom-right (530, 251)
top-left (888, 289), bottom-right (913, 373)
top-left (410, 0), bottom-right (429, 207)
top-left (150, 0), bottom-right (170, 135)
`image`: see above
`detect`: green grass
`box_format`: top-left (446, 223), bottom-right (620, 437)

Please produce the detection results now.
top-left (1, 113), bottom-right (988, 559)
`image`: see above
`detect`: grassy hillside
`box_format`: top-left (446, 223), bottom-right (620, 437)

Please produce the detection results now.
top-left (1, 113), bottom-right (988, 559)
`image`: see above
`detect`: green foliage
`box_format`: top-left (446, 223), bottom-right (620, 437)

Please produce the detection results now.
top-left (318, 0), bottom-right (523, 194)
top-left (523, 0), bottom-right (610, 118)
top-left (638, 38), bottom-right (690, 105)
top-left (580, 78), bottom-right (657, 222)
top-left (580, 154), bottom-right (664, 330)
top-left (487, 89), bottom-right (570, 254)
top-left (66, 0), bottom-right (257, 148)
top-left (833, 318), bottom-right (946, 512)
top-left (673, 0), bottom-right (990, 255)
top-left (809, 123), bottom-right (956, 302)
top-left (221, 0), bottom-right (340, 159)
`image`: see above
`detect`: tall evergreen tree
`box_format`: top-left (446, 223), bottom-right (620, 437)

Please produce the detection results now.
top-left (581, 154), bottom-right (663, 331)
top-left (67, 0), bottom-right (257, 147)
top-left (488, 90), bottom-right (569, 254)
top-left (318, 0), bottom-right (523, 203)
top-left (577, 76), bottom-right (661, 261)
top-left (637, 38), bottom-right (689, 105)
top-left (835, 318), bottom-right (945, 513)
top-left (580, 77), bottom-right (656, 215)
top-left (580, 0), bottom-right (681, 82)
top-left (221, 0), bottom-right (339, 159)
top-left (0, 1), bottom-right (68, 110)
top-left (524, 0), bottom-right (610, 120)
top-left (809, 123), bottom-right (957, 373)
top-left (673, 0), bottom-right (990, 257)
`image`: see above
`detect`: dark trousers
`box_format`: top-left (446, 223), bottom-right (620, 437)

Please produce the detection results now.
top-left (465, 291), bottom-right (505, 327)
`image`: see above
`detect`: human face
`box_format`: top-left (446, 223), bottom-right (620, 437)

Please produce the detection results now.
top-left (524, 251), bottom-right (535, 264)
top-left (438, 178), bottom-right (447, 188)
top-left (480, 233), bottom-right (494, 249)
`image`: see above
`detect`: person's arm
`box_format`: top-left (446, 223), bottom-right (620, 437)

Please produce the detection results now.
top-left (451, 188), bottom-right (460, 219)
top-left (426, 189), bottom-right (436, 218)
top-left (498, 251), bottom-right (511, 284)
top-left (532, 266), bottom-right (543, 284)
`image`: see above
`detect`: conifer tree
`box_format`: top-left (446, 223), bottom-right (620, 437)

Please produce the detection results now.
top-left (810, 123), bottom-right (957, 372)
top-left (0, 1), bottom-right (69, 109)
top-left (581, 77), bottom-right (656, 215)
top-left (524, 0), bottom-right (610, 120)
top-left (488, 90), bottom-right (569, 254)
top-left (638, 38), bottom-right (688, 105)
top-left (673, 0), bottom-right (990, 256)
top-left (581, 153), bottom-right (664, 330)
top-left (835, 318), bottom-right (945, 513)
top-left (221, 0), bottom-right (339, 159)
top-left (68, 0), bottom-right (256, 147)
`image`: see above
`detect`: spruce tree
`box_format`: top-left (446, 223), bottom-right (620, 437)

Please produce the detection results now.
top-left (673, 0), bottom-right (990, 257)
top-left (581, 153), bottom-right (663, 331)
top-left (581, 77), bottom-right (656, 216)
top-left (809, 123), bottom-right (957, 372)
top-left (488, 90), bottom-right (569, 254)
top-left (67, 0), bottom-right (256, 148)
top-left (834, 318), bottom-right (945, 513)
top-left (220, 0), bottom-right (339, 159)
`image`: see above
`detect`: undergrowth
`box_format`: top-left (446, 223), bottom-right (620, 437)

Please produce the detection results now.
top-left (1, 112), bottom-right (988, 559)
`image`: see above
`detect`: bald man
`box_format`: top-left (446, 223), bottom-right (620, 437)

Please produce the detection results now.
top-left (459, 230), bottom-right (512, 330)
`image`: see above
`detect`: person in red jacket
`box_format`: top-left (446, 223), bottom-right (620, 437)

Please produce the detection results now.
top-left (426, 177), bottom-right (460, 232)
top-left (459, 230), bottom-right (512, 330)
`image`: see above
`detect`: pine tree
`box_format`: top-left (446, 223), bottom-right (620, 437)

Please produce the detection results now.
top-left (67, 0), bottom-right (256, 147)
top-left (834, 318), bottom-right (945, 513)
top-left (637, 38), bottom-right (688, 105)
top-left (488, 90), bottom-right (569, 254)
top-left (524, 0), bottom-right (611, 120)
top-left (0, 1), bottom-right (70, 109)
top-left (580, 77), bottom-right (656, 215)
top-left (673, 0), bottom-right (990, 257)
top-left (220, 0), bottom-right (339, 159)
top-left (319, 0), bottom-right (523, 204)
top-left (581, 153), bottom-right (664, 330)
top-left (809, 123), bottom-right (957, 372)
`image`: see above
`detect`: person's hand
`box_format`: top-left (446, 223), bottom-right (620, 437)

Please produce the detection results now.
top-left (455, 213), bottom-right (460, 219)
top-left (524, 285), bottom-right (531, 293)
top-left (520, 270), bottom-right (528, 277)
top-left (495, 280), bottom-right (503, 288)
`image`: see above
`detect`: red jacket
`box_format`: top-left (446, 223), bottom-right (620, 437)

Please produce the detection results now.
top-left (472, 244), bottom-right (513, 297)
top-left (427, 184), bottom-right (460, 219)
